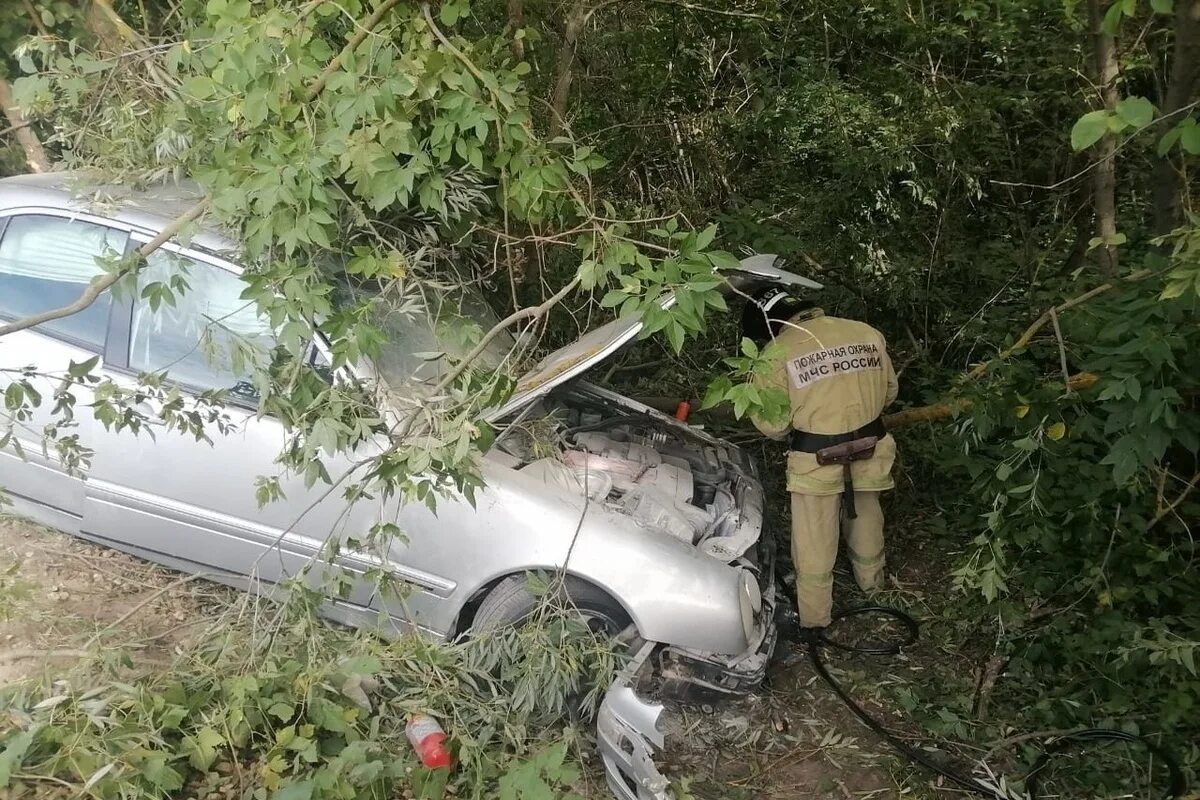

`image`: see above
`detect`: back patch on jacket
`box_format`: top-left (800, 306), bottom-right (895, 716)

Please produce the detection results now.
top-left (786, 342), bottom-right (883, 389)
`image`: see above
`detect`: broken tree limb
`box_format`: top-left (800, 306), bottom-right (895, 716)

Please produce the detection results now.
top-left (633, 373), bottom-right (1101, 430)
top-left (0, 77), bottom-right (49, 172)
top-left (882, 373), bottom-right (1100, 428)
top-left (0, 198), bottom-right (211, 337)
top-left (966, 269), bottom-right (1151, 381)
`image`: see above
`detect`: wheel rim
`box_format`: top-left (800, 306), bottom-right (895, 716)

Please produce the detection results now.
top-left (575, 606), bottom-right (626, 637)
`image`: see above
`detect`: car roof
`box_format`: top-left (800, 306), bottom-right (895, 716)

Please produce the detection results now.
top-left (0, 171), bottom-right (236, 255)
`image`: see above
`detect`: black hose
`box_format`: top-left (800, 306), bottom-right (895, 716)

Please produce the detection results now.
top-left (804, 606), bottom-right (1186, 799)
top-left (565, 413), bottom-right (650, 437)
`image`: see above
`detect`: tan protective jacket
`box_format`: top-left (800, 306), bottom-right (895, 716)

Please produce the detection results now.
top-left (752, 310), bottom-right (899, 496)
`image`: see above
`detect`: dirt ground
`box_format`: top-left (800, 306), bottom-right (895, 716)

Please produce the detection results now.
top-left (1, 514), bottom-right (948, 800)
top-left (0, 515), bottom-right (232, 686)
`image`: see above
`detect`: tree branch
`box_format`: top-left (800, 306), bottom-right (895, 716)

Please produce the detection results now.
top-left (1049, 307), bottom-right (1070, 389)
top-left (422, 3), bottom-right (501, 99)
top-left (1087, 0), bottom-right (1121, 275)
top-left (0, 199), bottom-right (211, 338)
top-left (965, 269), bottom-right (1152, 381)
top-left (548, 0), bottom-right (608, 139)
top-left (0, 120), bottom-right (33, 138)
top-left (424, 275), bottom-right (581, 402)
top-left (0, 77), bottom-right (49, 173)
top-left (22, 0), bottom-right (51, 37)
top-left (882, 373), bottom-right (1099, 429)
top-left (1153, 0), bottom-right (1200, 234)
top-left (646, 0), bottom-right (770, 19)
top-left (1148, 470), bottom-right (1200, 530)
top-left (0, 0), bottom-right (405, 340)
top-left (507, 0), bottom-right (525, 60)
top-left (306, 0), bottom-right (403, 101)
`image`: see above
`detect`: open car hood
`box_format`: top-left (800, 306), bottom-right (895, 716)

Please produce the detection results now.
top-left (486, 254), bottom-right (821, 421)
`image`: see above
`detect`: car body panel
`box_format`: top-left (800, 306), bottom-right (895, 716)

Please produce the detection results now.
top-left (0, 173), bottom-right (793, 800)
top-left (596, 640), bottom-right (670, 800)
top-left (373, 451), bottom-right (756, 653)
top-left (0, 329), bottom-right (96, 529)
top-left (488, 253), bottom-right (820, 422)
top-left (0, 173), bottom-right (772, 647)
top-left (0, 172), bottom-right (235, 254)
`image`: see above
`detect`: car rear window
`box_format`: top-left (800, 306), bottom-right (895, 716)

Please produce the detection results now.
top-left (0, 214), bottom-right (128, 350)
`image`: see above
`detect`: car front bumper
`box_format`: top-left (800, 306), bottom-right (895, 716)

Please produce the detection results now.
top-left (597, 526), bottom-right (779, 800)
top-left (596, 640), bottom-right (671, 800)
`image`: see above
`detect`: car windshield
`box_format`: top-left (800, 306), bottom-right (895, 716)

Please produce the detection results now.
top-left (335, 281), bottom-right (515, 389)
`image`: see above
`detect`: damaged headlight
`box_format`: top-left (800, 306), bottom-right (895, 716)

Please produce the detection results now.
top-left (737, 569), bottom-right (762, 642)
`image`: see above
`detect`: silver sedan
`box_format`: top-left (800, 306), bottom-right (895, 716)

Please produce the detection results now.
top-left (0, 172), bottom-right (818, 799)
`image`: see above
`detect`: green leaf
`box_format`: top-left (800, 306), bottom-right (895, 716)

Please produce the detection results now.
top-left (1151, 0), bottom-right (1174, 12)
top-left (706, 250), bottom-right (740, 270)
top-left (1071, 110), bottom-right (1110, 151)
top-left (665, 320), bottom-right (685, 353)
top-left (0, 729), bottom-right (36, 787)
top-left (183, 75), bottom-right (215, 100)
top-left (694, 223), bottom-right (717, 250)
top-left (68, 356), bottom-right (100, 380)
top-left (273, 780), bottom-right (314, 800)
top-left (267, 702), bottom-right (294, 721)
top-left (701, 376), bottom-right (732, 410)
top-left (440, 1), bottom-right (467, 26)
top-left (599, 290), bottom-right (627, 309)
top-left (4, 382), bottom-right (24, 411)
top-left (1158, 126), bottom-right (1183, 155)
top-left (1180, 124), bottom-right (1200, 154)
top-left (1115, 96), bottom-right (1154, 129)
top-left (184, 726), bottom-right (225, 770)
top-left (1102, 0), bottom-right (1126, 33)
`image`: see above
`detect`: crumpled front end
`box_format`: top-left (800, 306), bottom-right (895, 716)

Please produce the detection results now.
top-left (597, 641), bottom-right (671, 800)
top-left (597, 525), bottom-right (779, 800)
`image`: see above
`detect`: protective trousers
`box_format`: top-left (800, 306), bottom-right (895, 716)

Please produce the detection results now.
top-left (790, 490), bottom-right (885, 628)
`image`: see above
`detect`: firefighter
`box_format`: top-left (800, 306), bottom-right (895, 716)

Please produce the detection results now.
top-left (743, 287), bottom-right (899, 634)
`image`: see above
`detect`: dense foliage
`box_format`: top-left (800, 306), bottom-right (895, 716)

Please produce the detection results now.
top-left (524, 0), bottom-right (1200, 793)
top-left (1, 585), bottom-right (619, 799)
top-left (2, 0), bottom-right (1199, 797)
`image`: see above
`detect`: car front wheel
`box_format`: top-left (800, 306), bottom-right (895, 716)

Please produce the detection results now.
top-left (471, 574), bottom-right (631, 637)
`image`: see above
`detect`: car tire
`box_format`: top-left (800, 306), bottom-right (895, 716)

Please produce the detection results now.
top-left (472, 574), bottom-right (631, 637)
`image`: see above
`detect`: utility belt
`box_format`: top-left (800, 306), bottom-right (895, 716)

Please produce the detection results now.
top-left (789, 418), bottom-right (886, 520)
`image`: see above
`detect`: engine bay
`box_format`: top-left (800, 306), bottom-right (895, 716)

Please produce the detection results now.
top-left (493, 385), bottom-right (762, 563)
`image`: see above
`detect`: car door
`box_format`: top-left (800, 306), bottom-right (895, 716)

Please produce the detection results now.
top-left (0, 210), bottom-right (130, 532)
top-left (81, 239), bottom-right (380, 612)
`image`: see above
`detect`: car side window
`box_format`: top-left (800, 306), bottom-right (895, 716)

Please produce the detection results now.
top-left (129, 249), bottom-right (276, 401)
top-left (0, 214), bottom-right (129, 350)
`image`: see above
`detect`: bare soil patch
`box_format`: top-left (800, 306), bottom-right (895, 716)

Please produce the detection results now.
top-left (0, 515), bottom-right (231, 686)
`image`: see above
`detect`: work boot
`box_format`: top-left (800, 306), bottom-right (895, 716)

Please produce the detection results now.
top-left (798, 625), bottom-right (828, 646)
top-left (776, 611), bottom-right (827, 647)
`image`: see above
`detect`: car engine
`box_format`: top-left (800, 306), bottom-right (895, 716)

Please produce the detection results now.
top-left (495, 387), bottom-right (762, 563)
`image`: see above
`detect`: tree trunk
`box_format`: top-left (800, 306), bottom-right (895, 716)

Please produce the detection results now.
top-left (507, 0), bottom-right (525, 61)
top-left (1153, 0), bottom-right (1200, 235)
top-left (1088, 0), bottom-right (1120, 276)
top-left (0, 78), bottom-right (49, 173)
top-left (548, 0), bottom-right (591, 139)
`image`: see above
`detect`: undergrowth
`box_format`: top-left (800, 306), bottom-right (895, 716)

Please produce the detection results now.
top-left (0, 582), bottom-right (620, 800)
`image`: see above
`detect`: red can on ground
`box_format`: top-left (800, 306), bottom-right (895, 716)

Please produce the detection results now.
top-left (406, 714), bottom-right (453, 769)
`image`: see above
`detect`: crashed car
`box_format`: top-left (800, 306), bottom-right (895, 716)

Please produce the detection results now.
top-left (0, 172), bottom-right (818, 799)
